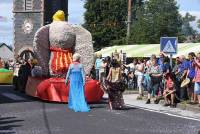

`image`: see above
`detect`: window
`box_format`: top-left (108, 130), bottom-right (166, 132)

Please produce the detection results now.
top-left (25, 0), bottom-right (32, 11)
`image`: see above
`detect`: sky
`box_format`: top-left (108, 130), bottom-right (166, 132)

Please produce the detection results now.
top-left (0, 0), bottom-right (200, 46)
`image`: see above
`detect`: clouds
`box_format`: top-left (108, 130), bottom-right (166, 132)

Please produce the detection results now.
top-left (0, 0), bottom-right (13, 45)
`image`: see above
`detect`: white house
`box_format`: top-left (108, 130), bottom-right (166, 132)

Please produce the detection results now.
top-left (0, 43), bottom-right (14, 60)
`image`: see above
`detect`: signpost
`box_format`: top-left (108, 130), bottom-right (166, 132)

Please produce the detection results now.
top-left (160, 37), bottom-right (178, 67)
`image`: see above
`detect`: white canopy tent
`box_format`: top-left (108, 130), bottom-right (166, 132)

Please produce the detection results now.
top-left (96, 43), bottom-right (200, 58)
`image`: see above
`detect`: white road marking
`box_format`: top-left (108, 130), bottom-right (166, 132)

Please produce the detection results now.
top-left (126, 104), bottom-right (200, 122)
top-left (1, 93), bottom-right (26, 101)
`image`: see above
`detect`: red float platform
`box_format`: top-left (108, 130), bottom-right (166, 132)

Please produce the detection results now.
top-left (25, 77), bottom-right (104, 103)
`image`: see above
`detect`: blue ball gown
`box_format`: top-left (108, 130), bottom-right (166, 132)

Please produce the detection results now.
top-left (66, 62), bottom-right (90, 112)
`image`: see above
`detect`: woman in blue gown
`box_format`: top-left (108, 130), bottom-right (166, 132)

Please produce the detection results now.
top-left (65, 53), bottom-right (90, 112)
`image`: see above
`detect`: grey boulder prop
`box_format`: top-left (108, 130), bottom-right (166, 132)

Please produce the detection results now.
top-left (33, 21), bottom-right (94, 77)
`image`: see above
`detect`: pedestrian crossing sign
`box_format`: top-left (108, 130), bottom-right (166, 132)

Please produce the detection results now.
top-left (160, 37), bottom-right (177, 54)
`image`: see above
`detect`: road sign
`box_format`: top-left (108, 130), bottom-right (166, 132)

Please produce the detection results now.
top-left (160, 37), bottom-right (177, 54)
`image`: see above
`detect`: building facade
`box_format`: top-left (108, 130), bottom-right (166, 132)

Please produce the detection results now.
top-left (13, 0), bottom-right (68, 60)
top-left (0, 43), bottom-right (14, 60)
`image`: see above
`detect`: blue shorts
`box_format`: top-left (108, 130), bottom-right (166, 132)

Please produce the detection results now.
top-left (194, 82), bottom-right (200, 95)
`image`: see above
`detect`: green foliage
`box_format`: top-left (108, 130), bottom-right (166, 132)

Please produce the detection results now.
top-left (130, 0), bottom-right (182, 44)
top-left (198, 19), bottom-right (200, 29)
top-left (181, 12), bottom-right (197, 36)
top-left (83, 0), bottom-right (144, 50)
top-left (83, 0), bottom-right (127, 50)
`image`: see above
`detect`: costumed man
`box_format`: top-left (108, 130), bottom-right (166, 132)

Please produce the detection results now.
top-left (30, 10), bottom-right (103, 102)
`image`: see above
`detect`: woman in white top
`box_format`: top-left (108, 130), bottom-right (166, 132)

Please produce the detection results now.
top-left (99, 59), bottom-right (107, 83)
top-left (135, 59), bottom-right (144, 98)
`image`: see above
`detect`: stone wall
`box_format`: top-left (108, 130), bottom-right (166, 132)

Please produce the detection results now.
top-left (13, 0), bottom-right (43, 57)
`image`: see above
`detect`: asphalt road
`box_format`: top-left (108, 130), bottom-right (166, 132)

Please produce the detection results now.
top-left (0, 85), bottom-right (200, 134)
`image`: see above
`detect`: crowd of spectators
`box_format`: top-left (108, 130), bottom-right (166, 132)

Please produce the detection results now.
top-left (0, 56), bottom-right (39, 93)
top-left (1, 49), bottom-right (200, 109)
top-left (94, 50), bottom-right (200, 108)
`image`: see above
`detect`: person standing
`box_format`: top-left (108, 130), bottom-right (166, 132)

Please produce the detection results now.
top-left (113, 49), bottom-right (120, 62)
top-left (13, 61), bottom-right (22, 91)
top-left (106, 59), bottom-right (125, 110)
top-left (135, 59), bottom-right (144, 98)
top-left (65, 53), bottom-right (90, 112)
top-left (124, 59), bottom-right (137, 89)
top-left (146, 58), bottom-right (162, 104)
top-left (0, 57), bottom-right (4, 68)
top-left (119, 50), bottom-right (124, 64)
top-left (172, 57), bottom-right (181, 99)
top-left (187, 52), bottom-right (196, 103)
top-left (161, 57), bottom-right (171, 97)
top-left (4, 61), bottom-right (9, 70)
top-left (99, 59), bottom-right (107, 83)
top-left (9, 59), bottom-right (15, 71)
top-left (95, 54), bottom-right (102, 80)
top-left (179, 55), bottom-right (189, 100)
top-left (193, 53), bottom-right (200, 107)
top-left (18, 59), bottom-right (32, 93)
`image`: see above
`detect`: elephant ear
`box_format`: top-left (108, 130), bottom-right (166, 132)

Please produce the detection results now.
top-left (33, 25), bottom-right (50, 76)
top-left (72, 25), bottom-right (94, 75)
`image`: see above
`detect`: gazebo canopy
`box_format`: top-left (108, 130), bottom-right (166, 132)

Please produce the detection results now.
top-left (96, 43), bottom-right (200, 58)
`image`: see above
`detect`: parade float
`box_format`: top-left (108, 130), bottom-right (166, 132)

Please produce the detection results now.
top-left (25, 10), bottom-right (104, 102)
top-left (0, 68), bottom-right (13, 84)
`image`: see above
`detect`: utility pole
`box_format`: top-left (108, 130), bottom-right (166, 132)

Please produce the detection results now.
top-left (127, 0), bottom-right (132, 44)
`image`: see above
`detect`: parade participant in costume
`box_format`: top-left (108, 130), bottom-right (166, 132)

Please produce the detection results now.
top-left (66, 53), bottom-right (90, 112)
top-left (106, 59), bottom-right (125, 110)
top-left (34, 10), bottom-right (94, 77)
top-left (30, 10), bottom-right (103, 103)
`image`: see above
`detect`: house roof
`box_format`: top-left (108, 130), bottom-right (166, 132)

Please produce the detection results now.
top-left (0, 43), bottom-right (13, 51)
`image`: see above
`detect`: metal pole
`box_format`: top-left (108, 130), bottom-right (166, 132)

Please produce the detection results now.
top-left (170, 54), bottom-right (173, 68)
top-left (127, 0), bottom-right (132, 44)
top-left (65, 0), bottom-right (68, 21)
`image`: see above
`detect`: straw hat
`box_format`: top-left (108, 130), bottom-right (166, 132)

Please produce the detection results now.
top-left (181, 78), bottom-right (190, 88)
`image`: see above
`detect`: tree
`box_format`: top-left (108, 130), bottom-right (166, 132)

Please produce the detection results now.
top-left (198, 19), bottom-right (200, 29)
top-left (130, 0), bottom-right (182, 44)
top-left (181, 12), bottom-right (197, 37)
top-left (83, 0), bottom-right (144, 50)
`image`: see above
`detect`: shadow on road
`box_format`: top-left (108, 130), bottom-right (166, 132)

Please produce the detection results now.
top-left (0, 116), bottom-right (24, 134)
top-left (0, 85), bottom-right (38, 104)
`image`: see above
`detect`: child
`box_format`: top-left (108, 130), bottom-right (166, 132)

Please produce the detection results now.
top-left (163, 73), bottom-right (176, 108)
